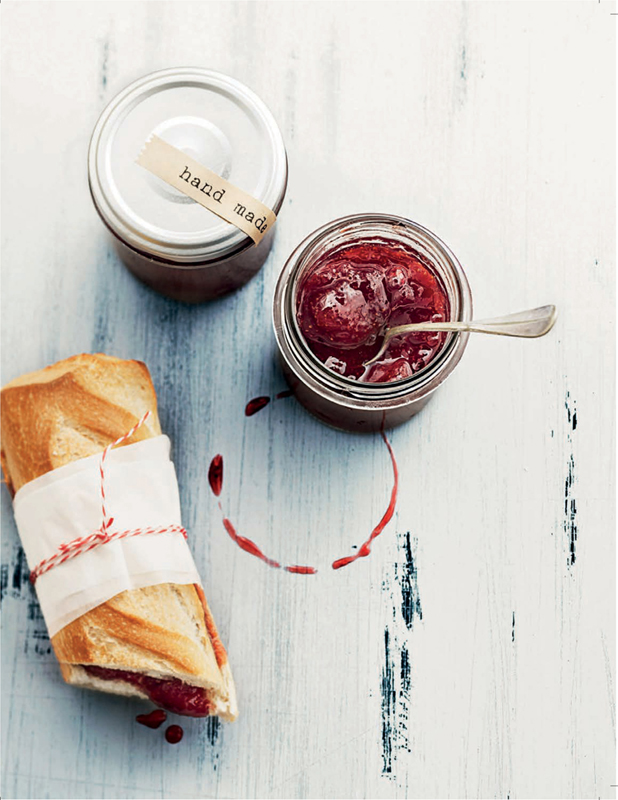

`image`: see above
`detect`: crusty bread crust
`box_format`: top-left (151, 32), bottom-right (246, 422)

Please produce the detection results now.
top-left (1, 354), bottom-right (160, 495)
top-left (52, 583), bottom-right (223, 688)
top-left (1, 354), bottom-right (237, 719)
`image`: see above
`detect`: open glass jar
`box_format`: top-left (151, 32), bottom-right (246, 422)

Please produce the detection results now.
top-left (273, 214), bottom-right (473, 432)
top-left (89, 68), bottom-right (287, 303)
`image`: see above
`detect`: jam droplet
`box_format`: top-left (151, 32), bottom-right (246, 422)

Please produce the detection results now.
top-left (136, 709), bottom-right (167, 729)
top-left (165, 724), bottom-right (184, 744)
top-left (332, 431), bottom-right (399, 569)
top-left (245, 396), bottom-right (271, 416)
top-left (208, 455), bottom-right (223, 497)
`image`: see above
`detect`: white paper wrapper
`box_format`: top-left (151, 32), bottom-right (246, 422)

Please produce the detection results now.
top-left (13, 436), bottom-right (201, 637)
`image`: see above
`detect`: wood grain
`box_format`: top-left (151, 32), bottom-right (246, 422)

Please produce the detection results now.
top-left (1, 2), bottom-right (615, 798)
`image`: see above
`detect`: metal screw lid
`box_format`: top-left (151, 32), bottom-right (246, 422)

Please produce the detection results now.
top-left (88, 67), bottom-right (287, 263)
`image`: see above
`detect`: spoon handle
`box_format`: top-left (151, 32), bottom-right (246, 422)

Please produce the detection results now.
top-left (364, 305), bottom-right (557, 367)
top-left (465, 304), bottom-right (558, 336)
top-left (393, 304), bottom-right (557, 337)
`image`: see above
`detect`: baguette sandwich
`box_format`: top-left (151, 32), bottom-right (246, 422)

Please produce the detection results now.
top-left (1, 353), bottom-right (237, 720)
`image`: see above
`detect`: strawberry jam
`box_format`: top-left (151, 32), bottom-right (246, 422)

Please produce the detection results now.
top-left (296, 239), bottom-right (450, 382)
top-left (165, 724), bottom-right (184, 744)
top-left (83, 665), bottom-right (212, 717)
top-left (136, 709), bottom-right (167, 728)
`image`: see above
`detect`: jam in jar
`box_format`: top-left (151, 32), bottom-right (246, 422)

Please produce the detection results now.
top-left (295, 239), bottom-right (450, 384)
top-left (273, 214), bottom-right (473, 433)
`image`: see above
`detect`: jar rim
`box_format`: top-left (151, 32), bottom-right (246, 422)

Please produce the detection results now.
top-left (88, 67), bottom-right (288, 264)
top-left (273, 213), bottom-right (473, 409)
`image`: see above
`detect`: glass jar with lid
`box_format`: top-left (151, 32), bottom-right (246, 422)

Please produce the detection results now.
top-left (89, 67), bottom-right (288, 302)
top-left (273, 214), bottom-right (473, 432)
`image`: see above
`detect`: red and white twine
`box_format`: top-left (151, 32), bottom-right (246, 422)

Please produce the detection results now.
top-left (29, 411), bottom-right (187, 584)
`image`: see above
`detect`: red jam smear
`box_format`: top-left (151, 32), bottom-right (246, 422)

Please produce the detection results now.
top-left (208, 454), bottom-right (317, 574)
top-left (83, 665), bottom-right (212, 717)
top-left (222, 517), bottom-right (281, 568)
top-left (296, 239), bottom-right (450, 382)
top-left (285, 565), bottom-right (318, 574)
top-left (332, 431), bottom-right (398, 569)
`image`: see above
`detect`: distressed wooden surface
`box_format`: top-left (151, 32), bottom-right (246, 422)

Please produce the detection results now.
top-left (1, 2), bottom-right (615, 798)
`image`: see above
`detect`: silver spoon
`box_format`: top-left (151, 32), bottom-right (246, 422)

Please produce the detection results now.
top-left (363, 304), bottom-right (558, 367)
